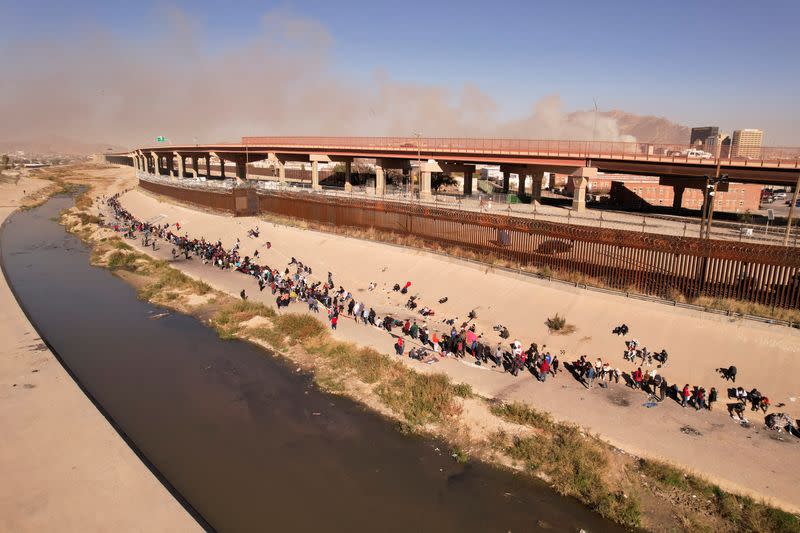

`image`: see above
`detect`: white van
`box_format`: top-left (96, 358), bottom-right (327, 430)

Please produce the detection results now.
top-left (684, 149), bottom-right (713, 159)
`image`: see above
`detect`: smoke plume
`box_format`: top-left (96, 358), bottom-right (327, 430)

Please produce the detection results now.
top-left (0, 7), bottom-right (635, 149)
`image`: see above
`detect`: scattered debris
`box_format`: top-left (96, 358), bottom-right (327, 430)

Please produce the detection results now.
top-left (680, 426), bottom-right (702, 437)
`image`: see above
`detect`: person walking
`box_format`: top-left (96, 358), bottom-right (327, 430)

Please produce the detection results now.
top-left (681, 384), bottom-right (691, 408)
top-left (708, 387), bottom-right (718, 411)
top-left (538, 358), bottom-right (550, 382)
top-left (659, 378), bottom-right (668, 401)
top-left (586, 365), bottom-right (596, 388)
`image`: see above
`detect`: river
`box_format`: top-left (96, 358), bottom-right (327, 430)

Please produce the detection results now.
top-left (0, 194), bottom-right (625, 532)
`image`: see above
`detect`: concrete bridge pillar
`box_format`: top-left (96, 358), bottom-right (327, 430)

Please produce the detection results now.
top-left (517, 171), bottom-right (527, 198)
top-left (175, 152), bottom-right (185, 178)
top-left (420, 170), bottom-right (432, 200)
top-left (344, 161), bottom-right (352, 192)
top-left (150, 152), bottom-right (160, 176)
top-left (570, 167), bottom-right (597, 212)
top-left (418, 160), bottom-right (441, 200)
top-left (375, 162), bottom-right (385, 196)
top-left (277, 161), bottom-right (286, 184)
top-left (502, 172), bottom-right (510, 193)
top-left (308, 154), bottom-right (332, 191)
top-left (463, 171), bottom-right (473, 196)
top-left (218, 156), bottom-right (226, 179)
top-left (235, 160), bottom-right (247, 182)
top-left (672, 185), bottom-right (685, 211)
top-left (530, 170), bottom-right (545, 204)
top-left (311, 160), bottom-right (321, 190)
top-left (191, 156), bottom-right (199, 177)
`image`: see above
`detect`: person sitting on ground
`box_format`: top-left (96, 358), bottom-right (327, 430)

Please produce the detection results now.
top-left (400, 281), bottom-right (411, 294)
top-left (722, 365), bottom-right (737, 383)
top-left (467, 309), bottom-right (477, 320)
top-left (729, 401), bottom-right (747, 421)
top-left (240, 289), bottom-right (247, 300)
top-left (438, 297), bottom-right (448, 304)
top-left (759, 396), bottom-right (770, 413)
top-left (735, 387), bottom-right (748, 402)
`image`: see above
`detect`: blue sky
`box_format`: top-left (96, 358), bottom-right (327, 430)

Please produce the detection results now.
top-left (2, 0), bottom-right (798, 144)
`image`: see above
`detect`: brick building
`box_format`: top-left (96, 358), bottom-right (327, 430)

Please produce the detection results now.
top-left (609, 177), bottom-right (762, 213)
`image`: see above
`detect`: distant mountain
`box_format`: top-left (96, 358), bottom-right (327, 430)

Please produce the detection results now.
top-left (0, 135), bottom-right (126, 156)
top-left (599, 110), bottom-right (691, 144)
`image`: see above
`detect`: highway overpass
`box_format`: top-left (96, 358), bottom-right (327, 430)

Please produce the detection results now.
top-left (118, 136), bottom-right (800, 212)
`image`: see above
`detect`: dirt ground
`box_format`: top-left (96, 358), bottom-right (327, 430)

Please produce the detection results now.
top-left (0, 170), bottom-right (200, 532)
top-left (111, 166), bottom-right (800, 514)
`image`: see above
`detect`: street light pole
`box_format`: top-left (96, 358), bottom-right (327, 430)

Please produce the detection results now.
top-left (414, 131), bottom-right (422, 201)
top-left (705, 135), bottom-right (724, 239)
top-left (785, 174), bottom-right (800, 246)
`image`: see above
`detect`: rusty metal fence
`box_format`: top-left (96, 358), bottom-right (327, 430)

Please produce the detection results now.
top-left (139, 179), bottom-right (236, 213)
top-left (137, 178), bottom-right (800, 309)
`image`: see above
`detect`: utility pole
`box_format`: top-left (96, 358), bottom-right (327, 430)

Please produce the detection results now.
top-left (700, 175), bottom-right (710, 238)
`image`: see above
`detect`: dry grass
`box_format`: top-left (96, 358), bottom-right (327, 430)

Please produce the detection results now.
top-left (637, 459), bottom-right (800, 533)
top-left (545, 313), bottom-right (576, 335)
top-left (490, 401), bottom-right (640, 528)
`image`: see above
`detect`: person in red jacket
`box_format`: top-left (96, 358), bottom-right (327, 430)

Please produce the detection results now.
top-left (681, 384), bottom-right (691, 407)
top-left (632, 367), bottom-right (643, 389)
top-left (538, 359), bottom-right (550, 382)
top-left (394, 337), bottom-right (404, 356)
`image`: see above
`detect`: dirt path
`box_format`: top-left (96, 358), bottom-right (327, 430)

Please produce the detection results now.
top-left (0, 173), bottom-right (200, 532)
top-left (116, 178), bottom-right (800, 513)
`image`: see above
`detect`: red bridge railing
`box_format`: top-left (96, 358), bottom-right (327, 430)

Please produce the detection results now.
top-left (241, 136), bottom-right (800, 168)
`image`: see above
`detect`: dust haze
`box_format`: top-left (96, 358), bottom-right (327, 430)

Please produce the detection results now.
top-left (0, 7), bottom-right (634, 149)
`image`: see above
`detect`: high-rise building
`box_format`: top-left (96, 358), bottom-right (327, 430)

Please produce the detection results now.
top-left (690, 126), bottom-right (719, 147)
top-left (704, 133), bottom-right (730, 156)
top-left (731, 129), bottom-right (763, 158)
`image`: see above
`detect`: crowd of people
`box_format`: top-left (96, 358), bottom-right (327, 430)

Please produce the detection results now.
top-left (104, 194), bottom-right (798, 435)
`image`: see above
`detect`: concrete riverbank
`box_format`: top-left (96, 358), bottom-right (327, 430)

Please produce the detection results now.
top-left (0, 173), bottom-right (200, 532)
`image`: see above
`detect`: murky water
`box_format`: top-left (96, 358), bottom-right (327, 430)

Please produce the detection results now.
top-left (1, 195), bottom-right (625, 532)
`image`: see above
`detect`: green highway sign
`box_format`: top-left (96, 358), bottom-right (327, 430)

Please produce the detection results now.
top-left (156, 136), bottom-right (166, 142)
